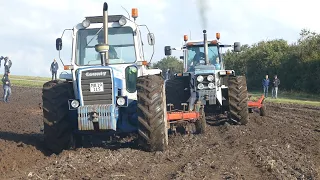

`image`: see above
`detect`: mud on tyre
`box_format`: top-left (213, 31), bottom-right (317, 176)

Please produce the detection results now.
top-left (42, 80), bottom-right (76, 154)
top-left (137, 75), bottom-right (168, 152)
top-left (227, 76), bottom-right (249, 125)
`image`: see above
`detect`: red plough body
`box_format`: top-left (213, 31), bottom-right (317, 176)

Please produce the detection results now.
top-left (248, 94), bottom-right (266, 116)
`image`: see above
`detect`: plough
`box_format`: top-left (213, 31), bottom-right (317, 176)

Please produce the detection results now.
top-left (165, 94), bottom-right (266, 134)
top-left (166, 102), bottom-right (206, 134)
top-left (248, 94), bottom-right (266, 116)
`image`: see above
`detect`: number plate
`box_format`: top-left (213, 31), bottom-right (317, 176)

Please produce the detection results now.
top-left (90, 82), bottom-right (104, 92)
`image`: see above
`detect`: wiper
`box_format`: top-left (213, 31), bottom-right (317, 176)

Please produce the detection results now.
top-left (85, 26), bottom-right (103, 47)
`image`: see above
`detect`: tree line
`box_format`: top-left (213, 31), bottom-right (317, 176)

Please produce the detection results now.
top-left (153, 29), bottom-right (320, 93)
top-left (224, 29), bottom-right (320, 93)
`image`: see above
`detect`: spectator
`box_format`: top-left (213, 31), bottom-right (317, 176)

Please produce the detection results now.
top-left (2, 71), bottom-right (11, 103)
top-left (272, 75), bottom-right (281, 99)
top-left (4, 57), bottom-right (12, 73)
top-left (0, 56), bottom-right (4, 67)
top-left (50, 59), bottom-right (59, 80)
top-left (262, 74), bottom-right (270, 98)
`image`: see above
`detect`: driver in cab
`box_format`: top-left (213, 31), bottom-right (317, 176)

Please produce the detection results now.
top-left (188, 47), bottom-right (205, 71)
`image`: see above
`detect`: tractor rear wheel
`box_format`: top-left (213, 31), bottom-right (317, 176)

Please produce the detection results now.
top-left (195, 107), bottom-right (206, 134)
top-left (227, 76), bottom-right (249, 125)
top-left (42, 80), bottom-right (76, 154)
top-left (137, 75), bottom-right (168, 152)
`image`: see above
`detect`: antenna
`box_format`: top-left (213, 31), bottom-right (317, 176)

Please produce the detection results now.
top-left (121, 6), bottom-right (130, 19)
top-left (189, 30), bottom-right (192, 40)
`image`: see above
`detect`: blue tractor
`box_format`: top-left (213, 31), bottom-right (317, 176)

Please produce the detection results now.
top-left (164, 30), bottom-right (249, 125)
top-left (42, 2), bottom-right (168, 154)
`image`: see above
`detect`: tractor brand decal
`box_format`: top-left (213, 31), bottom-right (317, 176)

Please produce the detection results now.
top-left (85, 71), bottom-right (107, 77)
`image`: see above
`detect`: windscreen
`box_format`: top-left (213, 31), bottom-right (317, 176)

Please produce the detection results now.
top-left (186, 45), bottom-right (219, 71)
top-left (76, 27), bottom-right (136, 65)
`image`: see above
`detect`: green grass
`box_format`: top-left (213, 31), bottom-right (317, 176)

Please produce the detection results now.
top-left (2, 74), bottom-right (320, 106)
top-left (0, 74), bottom-right (51, 88)
top-left (249, 91), bottom-right (320, 106)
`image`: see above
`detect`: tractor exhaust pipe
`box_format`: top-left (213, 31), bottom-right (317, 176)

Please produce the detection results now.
top-left (203, 30), bottom-right (209, 65)
top-left (103, 2), bottom-right (109, 65)
top-left (95, 2), bottom-right (109, 66)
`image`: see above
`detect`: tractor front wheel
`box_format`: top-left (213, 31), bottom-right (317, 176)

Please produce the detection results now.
top-left (137, 75), bottom-right (168, 152)
top-left (42, 80), bottom-right (76, 154)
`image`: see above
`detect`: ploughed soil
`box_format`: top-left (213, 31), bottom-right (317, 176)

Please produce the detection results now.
top-left (0, 86), bottom-right (319, 180)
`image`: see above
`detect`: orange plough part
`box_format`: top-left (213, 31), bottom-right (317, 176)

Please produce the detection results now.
top-left (167, 111), bottom-right (200, 121)
top-left (248, 94), bottom-right (265, 108)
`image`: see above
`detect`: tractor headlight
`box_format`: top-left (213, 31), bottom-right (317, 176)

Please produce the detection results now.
top-left (82, 19), bottom-right (90, 28)
top-left (208, 83), bottom-right (214, 89)
top-left (197, 83), bottom-right (204, 90)
top-left (119, 17), bottom-right (127, 26)
top-left (207, 75), bottom-right (214, 81)
top-left (116, 97), bottom-right (126, 106)
top-left (197, 75), bottom-right (204, 82)
top-left (71, 100), bottom-right (80, 108)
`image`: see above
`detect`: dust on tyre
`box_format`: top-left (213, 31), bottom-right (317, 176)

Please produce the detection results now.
top-left (137, 75), bottom-right (168, 152)
top-left (42, 80), bottom-right (75, 154)
top-left (227, 76), bottom-right (249, 125)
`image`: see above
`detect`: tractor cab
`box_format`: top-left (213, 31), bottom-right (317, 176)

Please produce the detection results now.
top-left (183, 40), bottom-right (221, 73)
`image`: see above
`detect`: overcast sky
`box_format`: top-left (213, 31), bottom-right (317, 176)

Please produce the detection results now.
top-left (0, 0), bottom-right (319, 77)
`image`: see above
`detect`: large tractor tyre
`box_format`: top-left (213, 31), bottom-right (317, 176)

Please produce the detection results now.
top-left (42, 80), bottom-right (75, 154)
top-left (195, 107), bottom-right (206, 134)
top-left (227, 76), bottom-right (249, 125)
top-left (137, 75), bottom-right (168, 152)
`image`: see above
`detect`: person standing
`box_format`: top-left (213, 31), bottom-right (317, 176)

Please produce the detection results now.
top-left (50, 59), bottom-right (59, 80)
top-left (262, 74), bottom-right (270, 98)
top-left (2, 71), bottom-right (11, 103)
top-left (272, 75), bottom-right (280, 99)
top-left (0, 56), bottom-right (4, 68)
top-left (4, 57), bottom-right (12, 73)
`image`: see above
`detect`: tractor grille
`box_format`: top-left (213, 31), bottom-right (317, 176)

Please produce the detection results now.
top-left (80, 69), bottom-right (113, 105)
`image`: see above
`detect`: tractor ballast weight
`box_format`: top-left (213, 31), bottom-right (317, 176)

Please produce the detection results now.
top-left (164, 30), bottom-right (250, 125)
top-left (41, 2), bottom-right (169, 154)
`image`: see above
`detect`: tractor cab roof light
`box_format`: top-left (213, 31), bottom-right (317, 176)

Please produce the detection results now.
top-left (216, 32), bottom-right (220, 40)
top-left (132, 8), bottom-right (138, 19)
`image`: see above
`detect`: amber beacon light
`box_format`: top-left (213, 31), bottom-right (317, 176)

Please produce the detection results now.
top-left (132, 8), bottom-right (138, 19)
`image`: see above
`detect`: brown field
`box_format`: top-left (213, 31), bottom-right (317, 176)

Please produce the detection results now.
top-left (0, 86), bottom-right (319, 179)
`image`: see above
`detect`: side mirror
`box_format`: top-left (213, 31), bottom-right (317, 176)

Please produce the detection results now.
top-left (164, 46), bottom-right (172, 56)
top-left (234, 42), bottom-right (241, 52)
top-left (56, 38), bottom-right (62, 51)
top-left (179, 56), bottom-right (184, 60)
top-left (147, 33), bottom-right (155, 45)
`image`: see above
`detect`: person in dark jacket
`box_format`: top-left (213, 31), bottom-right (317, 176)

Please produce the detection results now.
top-left (272, 75), bottom-right (280, 99)
top-left (2, 71), bottom-right (11, 103)
top-left (50, 59), bottom-right (59, 80)
top-left (262, 74), bottom-right (270, 98)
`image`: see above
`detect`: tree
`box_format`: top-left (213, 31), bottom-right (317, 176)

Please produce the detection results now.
top-left (153, 56), bottom-right (183, 76)
top-left (223, 29), bottom-right (320, 93)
